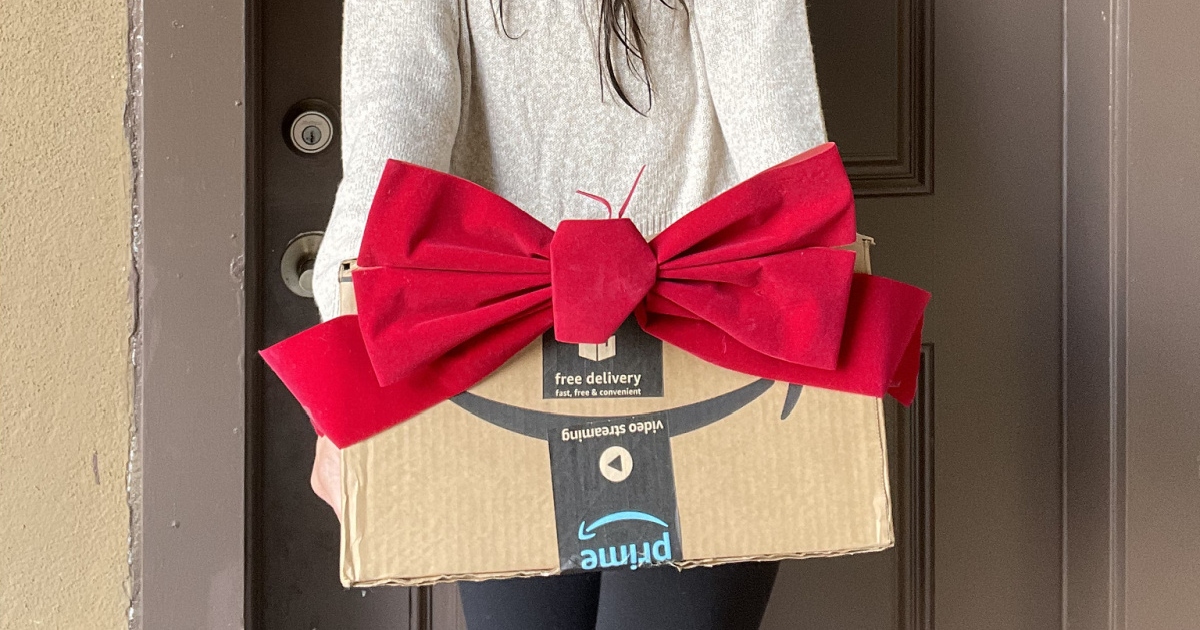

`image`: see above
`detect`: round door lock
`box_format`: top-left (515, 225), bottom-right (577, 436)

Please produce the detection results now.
top-left (281, 232), bottom-right (323, 298)
top-left (289, 111), bottom-right (334, 154)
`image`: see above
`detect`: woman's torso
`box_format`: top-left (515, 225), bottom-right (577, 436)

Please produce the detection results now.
top-left (450, 1), bottom-right (737, 238)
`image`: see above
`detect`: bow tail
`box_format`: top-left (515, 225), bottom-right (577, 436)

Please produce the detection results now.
top-left (260, 316), bottom-right (446, 447)
top-left (260, 310), bottom-right (553, 448)
top-left (639, 274), bottom-right (930, 406)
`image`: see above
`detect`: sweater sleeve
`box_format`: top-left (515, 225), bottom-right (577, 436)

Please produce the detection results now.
top-left (692, 2), bottom-right (828, 179)
top-left (312, 0), bottom-right (463, 321)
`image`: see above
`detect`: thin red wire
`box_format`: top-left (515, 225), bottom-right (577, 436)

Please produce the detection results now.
top-left (574, 164), bottom-right (648, 220)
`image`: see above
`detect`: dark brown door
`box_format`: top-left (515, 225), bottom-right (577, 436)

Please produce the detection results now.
top-left (250, 0), bottom-right (1064, 628)
top-left (761, 0), bottom-right (1063, 627)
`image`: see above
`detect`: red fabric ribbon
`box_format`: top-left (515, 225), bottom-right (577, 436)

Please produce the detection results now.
top-left (261, 143), bottom-right (931, 448)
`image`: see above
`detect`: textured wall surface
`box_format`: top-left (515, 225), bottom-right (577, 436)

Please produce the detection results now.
top-left (0, 0), bottom-right (133, 627)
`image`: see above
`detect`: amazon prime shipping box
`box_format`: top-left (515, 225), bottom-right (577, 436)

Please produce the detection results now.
top-left (336, 235), bottom-right (894, 587)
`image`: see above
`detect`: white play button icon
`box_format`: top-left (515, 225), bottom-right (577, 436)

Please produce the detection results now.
top-left (599, 445), bottom-right (633, 483)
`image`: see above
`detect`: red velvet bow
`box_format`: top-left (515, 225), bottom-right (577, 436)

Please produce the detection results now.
top-left (262, 143), bottom-right (931, 447)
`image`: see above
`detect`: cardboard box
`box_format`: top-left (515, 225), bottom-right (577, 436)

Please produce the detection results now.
top-left (336, 235), bottom-right (893, 587)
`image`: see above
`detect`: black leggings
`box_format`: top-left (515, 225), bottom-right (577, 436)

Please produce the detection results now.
top-left (458, 561), bottom-right (779, 630)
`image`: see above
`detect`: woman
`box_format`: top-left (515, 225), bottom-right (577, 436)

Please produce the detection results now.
top-left (310, 1), bottom-right (828, 628)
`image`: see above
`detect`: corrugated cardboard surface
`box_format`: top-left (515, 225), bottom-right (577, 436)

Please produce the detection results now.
top-left (339, 236), bottom-right (893, 586)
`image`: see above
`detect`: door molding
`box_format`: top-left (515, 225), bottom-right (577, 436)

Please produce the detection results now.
top-left (843, 0), bottom-right (933, 196)
top-left (1062, 0), bottom-right (1129, 627)
top-left (897, 346), bottom-right (935, 630)
top-left (809, 0), bottom-right (934, 196)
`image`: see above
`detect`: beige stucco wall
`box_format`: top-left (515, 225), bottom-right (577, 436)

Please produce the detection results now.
top-left (0, 0), bottom-right (133, 627)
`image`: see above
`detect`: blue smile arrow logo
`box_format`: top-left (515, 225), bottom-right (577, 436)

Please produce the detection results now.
top-left (578, 511), bottom-right (670, 540)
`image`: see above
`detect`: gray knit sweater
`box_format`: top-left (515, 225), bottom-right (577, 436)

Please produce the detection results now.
top-left (313, 0), bottom-right (828, 320)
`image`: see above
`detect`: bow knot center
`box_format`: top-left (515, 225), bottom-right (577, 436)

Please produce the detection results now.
top-left (549, 219), bottom-right (657, 343)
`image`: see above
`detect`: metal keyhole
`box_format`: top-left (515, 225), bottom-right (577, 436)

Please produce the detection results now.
top-left (301, 125), bottom-right (321, 146)
top-left (281, 232), bottom-right (323, 298)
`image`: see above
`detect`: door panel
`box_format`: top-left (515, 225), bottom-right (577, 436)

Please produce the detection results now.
top-left (250, 0), bottom-right (1063, 627)
top-left (766, 0), bottom-right (1063, 627)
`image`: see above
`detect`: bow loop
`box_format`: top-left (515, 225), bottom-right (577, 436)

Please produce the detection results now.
top-left (639, 143), bottom-right (861, 370)
top-left (358, 159), bottom-right (554, 272)
top-left (652, 143), bottom-right (857, 268)
top-left (353, 159), bottom-right (556, 388)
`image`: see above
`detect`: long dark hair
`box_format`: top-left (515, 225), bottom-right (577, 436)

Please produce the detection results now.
top-left (492, 0), bottom-right (679, 115)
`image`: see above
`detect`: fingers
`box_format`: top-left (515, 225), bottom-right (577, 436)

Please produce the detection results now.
top-left (310, 435), bottom-right (344, 523)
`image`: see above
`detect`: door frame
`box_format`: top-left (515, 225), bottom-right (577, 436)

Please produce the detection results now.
top-left (133, 0), bottom-right (251, 627)
top-left (131, 0), bottom-right (1130, 627)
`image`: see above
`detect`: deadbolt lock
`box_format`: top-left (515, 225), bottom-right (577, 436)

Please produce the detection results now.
top-left (281, 232), bottom-right (323, 298)
top-left (283, 99), bottom-right (338, 155)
